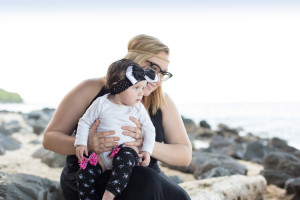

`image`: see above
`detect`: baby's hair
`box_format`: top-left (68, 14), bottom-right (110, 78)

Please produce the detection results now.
top-left (106, 59), bottom-right (140, 90)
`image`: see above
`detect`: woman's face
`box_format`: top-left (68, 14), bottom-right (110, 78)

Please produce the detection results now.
top-left (141, 51), bottom-right (170, 96)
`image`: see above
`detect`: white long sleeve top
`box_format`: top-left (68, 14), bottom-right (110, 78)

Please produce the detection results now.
top-left (74, 94), bottom-right (155, 154)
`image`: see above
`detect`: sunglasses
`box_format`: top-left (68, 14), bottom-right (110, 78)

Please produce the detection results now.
top-left (147, 61), bottom-right (173, 81)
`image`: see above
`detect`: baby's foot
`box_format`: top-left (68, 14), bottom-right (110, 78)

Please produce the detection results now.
top-left (102, 190), bottom-right (115, 200)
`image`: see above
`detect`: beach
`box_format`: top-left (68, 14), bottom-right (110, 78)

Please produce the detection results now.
top-left (1, 108), bottom-right (299, 199)
top-left (0, 131), bottom-right (287, 200)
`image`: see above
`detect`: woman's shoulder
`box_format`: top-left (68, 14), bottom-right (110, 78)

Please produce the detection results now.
top-left (60, 77), bottom-right (106, 109)
top-left (73, 77), bottom-right (105, 96)
top-left (78, 77), bottom-right (106, 91)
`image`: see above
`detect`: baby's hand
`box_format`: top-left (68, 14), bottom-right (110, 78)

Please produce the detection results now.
top-left (76, 145), bottom-right (88, 162)
top-left (139, 151), bottom-right (151, 167)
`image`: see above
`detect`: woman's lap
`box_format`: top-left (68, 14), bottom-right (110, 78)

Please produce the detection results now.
top-left (61, 166), bottom-right (190, 200)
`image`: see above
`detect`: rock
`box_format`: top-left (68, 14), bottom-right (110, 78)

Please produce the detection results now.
top-left (269, 137), bottom-right (300, 159)
top-left (260, 169), bottom-right (291, 188)
top-left (32, 147), bottom-right (66, 168)
top-left (236, 132), bottom-right (262, 143)
top-left (0, 134), bottom-right (21, 155)
top-left (182, 116), bottom-right (197, 134)
top-left (243, 141), bottom-right (275, 163)
top-left (285, 177), bottom-right (300, 199)
top-left (0, 112), bottom-right (32, 135)
top-left (0, 146), bottom-right (4, 155)
top-left (199, 120), bottom-right (211, 129)
top-left (23, 108), bottom-right (55, 135)
top-left (243, 141), bottom-right (264, 163)
top-left (0, 172), bottom-right (63, 200)
top-left (161, 150), bottom-right (247, 177)
top-left (168, 175), bottom-right (184, 184)
top-left (29, 139), bottom-right (41, 145)
top-left (191, 151), bottom-right (247, 179)
top-left (217, 123), bottom-right (240, 136)
top-left (161, 162), bottom-right (194, 174)
top-left (209, 135), bottom-right (233, 149)
top-left (262, 152), bottom-right (300, 178)
top-left (261, 152), bottom-right (300, 188)
top-left (180, 175), bottom-right (267, 200)
top-left (197, 128), bottom-right (216, 138)
top-left (209, 135), bottom-right (244, 159)
top-left (0, 120), bottom-right (22, 135)
top-left (198, 166), bottom-right (233, 179)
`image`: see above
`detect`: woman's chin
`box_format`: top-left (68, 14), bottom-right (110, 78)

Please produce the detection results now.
top-left (143, 88), bottom-right (152, 96)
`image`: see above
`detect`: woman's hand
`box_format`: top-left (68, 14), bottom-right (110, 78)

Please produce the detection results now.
top-left (87, 119), bottom-right (120, 154)
top-left (123, 116), bottom-right (143, 148)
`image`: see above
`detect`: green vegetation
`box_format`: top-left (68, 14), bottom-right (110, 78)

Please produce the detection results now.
top-left (0, 88), bottom-right (23, 103)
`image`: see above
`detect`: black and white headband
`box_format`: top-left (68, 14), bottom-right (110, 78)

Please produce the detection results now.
top-left (109, 65), bottom-right (158, 95)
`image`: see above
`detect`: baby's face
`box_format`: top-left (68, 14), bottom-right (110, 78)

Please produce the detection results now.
top-left (118, 80), bottom-right (146, 106)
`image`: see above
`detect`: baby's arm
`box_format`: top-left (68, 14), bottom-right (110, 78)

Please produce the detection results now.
top-left (138, 103), bottom-right (156, 156)
top-left (74, 97), bottom-right (102, 147)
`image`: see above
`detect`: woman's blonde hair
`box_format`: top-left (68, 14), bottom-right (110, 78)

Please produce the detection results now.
top-left (124, 34), bottom-right (169, 114)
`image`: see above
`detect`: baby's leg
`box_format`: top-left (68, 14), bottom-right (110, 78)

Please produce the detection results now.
top-left (77, 162), bottom-right (103, 200)
top-left (97, 154), bottom-right (106, 172)
top-left (105, 147), bottom-right (139, 198)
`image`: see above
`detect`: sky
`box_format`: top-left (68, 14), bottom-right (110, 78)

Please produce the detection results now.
top-left (1, 0), bottom-right (300, 107)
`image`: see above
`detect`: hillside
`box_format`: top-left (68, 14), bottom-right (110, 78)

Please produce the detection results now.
top-left (0, 88), bottom-right (23, 103)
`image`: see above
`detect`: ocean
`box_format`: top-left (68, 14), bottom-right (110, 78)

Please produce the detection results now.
top-left (1, 102), bottom-right (300, 150)
top-left (178, 102), bottom-right (300, 150)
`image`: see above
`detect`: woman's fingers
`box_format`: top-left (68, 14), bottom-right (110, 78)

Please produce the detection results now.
top-left (122, 127), bottom-right (142, 139)
top-left (122, 117), bottom-right (143, 149)
top-left (89, 119), bottom-right (100, 134)
top-left (94, 130), bottom-right (116, 138)
top-left (88, 126), bottom-right (119, 152)
top-left (93, 143), bottom-right (116, 154)
top-left (125, 138), bottom-right (143, 148)
top-left (93, 134), bottom-right (119, 154)
top-left (129, 116), bottom-right (142, 129)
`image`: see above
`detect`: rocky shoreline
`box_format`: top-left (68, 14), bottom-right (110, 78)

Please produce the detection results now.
top-left (0, 109), bottom-right (299, 200)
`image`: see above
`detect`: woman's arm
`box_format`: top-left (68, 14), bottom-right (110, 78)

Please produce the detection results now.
top-left (42, 78), bottom-right (118, 155)
top-left (151, 93), bottom-right (192, 167)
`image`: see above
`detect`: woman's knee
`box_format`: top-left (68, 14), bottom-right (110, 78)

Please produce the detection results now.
top-left (130, 166), bottom-right (161, 187)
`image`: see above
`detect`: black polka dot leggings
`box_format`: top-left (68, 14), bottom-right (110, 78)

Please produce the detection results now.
top-left (76, 147), bottom-right (139, 200)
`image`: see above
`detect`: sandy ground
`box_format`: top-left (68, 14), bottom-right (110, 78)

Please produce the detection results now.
top-left (0, 132), bottom-right (291, 200)
top-left (0, 132), bottom-right (62, 182)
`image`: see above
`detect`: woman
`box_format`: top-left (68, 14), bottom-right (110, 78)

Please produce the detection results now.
top-left (43, 34), bottom-right (192, 200)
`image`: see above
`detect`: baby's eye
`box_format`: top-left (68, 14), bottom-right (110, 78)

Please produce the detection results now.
top-left (134, 87), bottom-right (139, 90)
